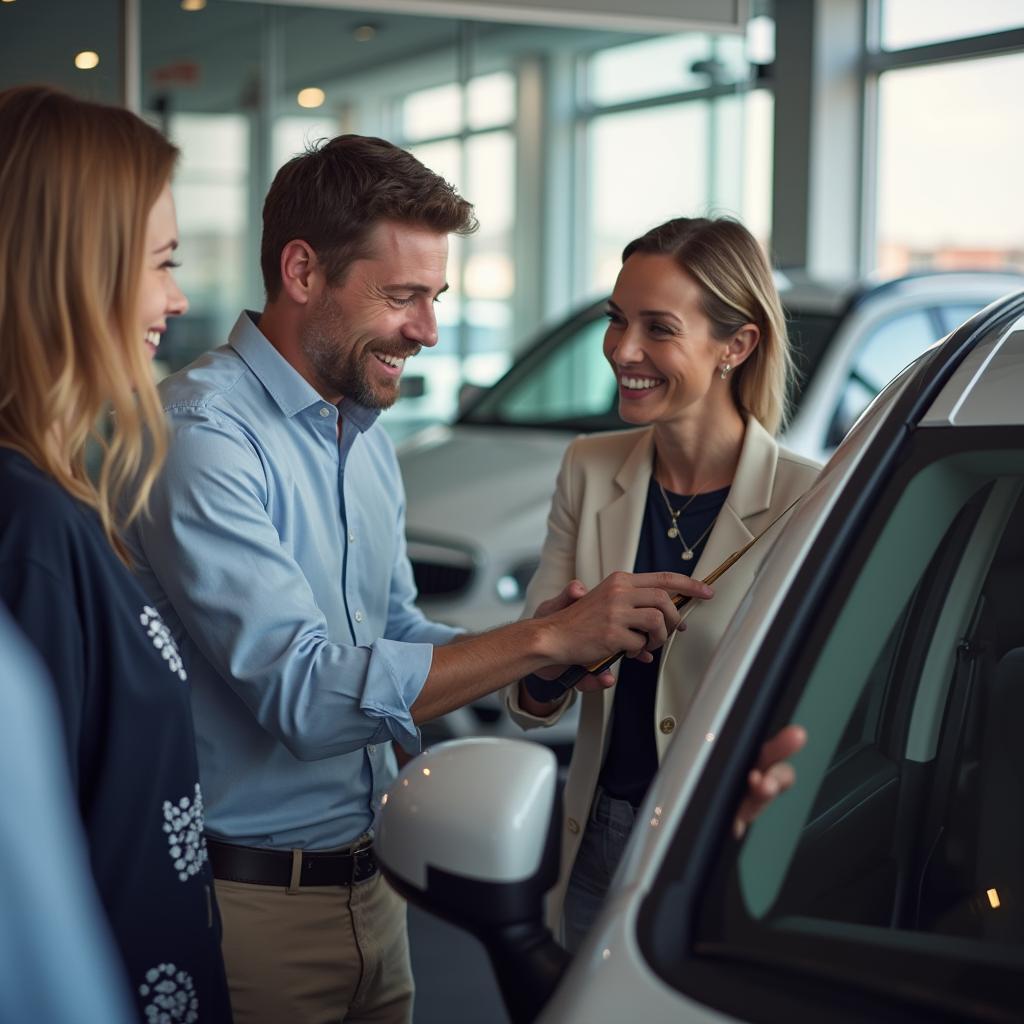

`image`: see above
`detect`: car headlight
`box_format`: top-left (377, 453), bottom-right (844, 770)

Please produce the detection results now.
top-left (495, 559), bottom-right (540, 603)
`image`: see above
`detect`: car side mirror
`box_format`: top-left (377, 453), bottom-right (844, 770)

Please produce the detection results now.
top-left (377, 738), bottom-right (570, 1023)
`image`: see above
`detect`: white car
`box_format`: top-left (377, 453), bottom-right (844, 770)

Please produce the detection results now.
top-left (381, 288), bottom-right (1024, 1022)
top-left (399, 269), bottom-right (1024, 744)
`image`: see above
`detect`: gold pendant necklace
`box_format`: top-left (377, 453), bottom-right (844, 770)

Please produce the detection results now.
top-left (657, 481), bottom-right (717, 561)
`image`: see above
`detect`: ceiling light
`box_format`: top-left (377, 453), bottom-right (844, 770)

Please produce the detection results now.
top-left (297, 87), bottom-right (325, 109)
top-left (353, 24), bottom-right (377, 42)
top-left (180, 0), bottom-right (207, 10)
top-left (74, 51), bottom-right (100, 70)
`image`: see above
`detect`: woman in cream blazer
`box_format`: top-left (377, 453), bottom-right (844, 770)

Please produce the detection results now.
top-left (506, 216), bottom-right (820, 949)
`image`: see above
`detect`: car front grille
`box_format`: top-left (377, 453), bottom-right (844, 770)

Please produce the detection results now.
top-left (406, 537), bottom-right (477, 599)
top-left (411, 560), bottom-right (474, 597)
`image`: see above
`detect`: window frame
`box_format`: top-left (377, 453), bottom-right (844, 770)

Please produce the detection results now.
top-left (861, 3), bottom-right (1024, 274)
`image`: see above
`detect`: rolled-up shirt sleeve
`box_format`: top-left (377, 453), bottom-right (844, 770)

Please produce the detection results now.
top-left (134, 411), bottom-right (429, 760)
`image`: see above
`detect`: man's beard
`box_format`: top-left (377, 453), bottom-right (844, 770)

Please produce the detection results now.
top-left (301, 292), bottom-right (418, 410)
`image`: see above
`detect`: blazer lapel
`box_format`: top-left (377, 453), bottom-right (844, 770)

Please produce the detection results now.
top-left (593, 429), bottom-right (655, 733)
top-left (660, 418), bottom-right (781, 721)
top-left (596, 429), bottom-right (655, 578)
top-left (688, 418), bottom-right (778, 583)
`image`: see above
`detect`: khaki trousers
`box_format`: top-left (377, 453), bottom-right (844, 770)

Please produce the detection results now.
top-left (215, 871), bottom-right (413, 1024)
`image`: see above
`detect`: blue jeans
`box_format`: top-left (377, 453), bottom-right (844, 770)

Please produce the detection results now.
top-left (562, 788), bottom-right (637, 954)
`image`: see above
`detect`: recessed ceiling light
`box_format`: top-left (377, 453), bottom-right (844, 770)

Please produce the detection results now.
top-left (181, 0), bottom-right (207, 10)
top-left (297, 87), bottom-right (325, 109)
top-left (353, 24), bottom-right (377, 42)
top-left (74, 51), bottom-right (100, 70)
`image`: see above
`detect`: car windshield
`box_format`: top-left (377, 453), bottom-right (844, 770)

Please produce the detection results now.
top-left (460, 301), bottom-right (842, 432)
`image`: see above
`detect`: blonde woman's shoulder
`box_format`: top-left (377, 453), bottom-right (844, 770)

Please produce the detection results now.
top-left (776, 443), bottom-right (823, 474)
top-left (564, 425), bottom-right (651, 465)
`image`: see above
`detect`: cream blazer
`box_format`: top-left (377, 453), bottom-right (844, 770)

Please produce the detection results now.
top-left (504, 417), bottom-right (820, 933)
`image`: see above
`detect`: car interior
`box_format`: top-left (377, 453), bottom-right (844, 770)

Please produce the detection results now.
top-left (767, 472), bottom-right (1024, 944)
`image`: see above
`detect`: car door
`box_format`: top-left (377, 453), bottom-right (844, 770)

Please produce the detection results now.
top-left (627, 298), bottom-right (1024, 1022)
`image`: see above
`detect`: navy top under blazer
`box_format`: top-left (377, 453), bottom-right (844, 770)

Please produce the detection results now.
top-left (598, 479), bottom-right (729, 806)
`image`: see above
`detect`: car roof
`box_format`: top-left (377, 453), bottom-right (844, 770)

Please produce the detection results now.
top-left (776, 267), bottom-right (1024, 316)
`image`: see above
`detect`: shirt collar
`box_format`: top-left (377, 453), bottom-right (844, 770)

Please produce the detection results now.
top-left (228, 310), bottom-right (380, 432)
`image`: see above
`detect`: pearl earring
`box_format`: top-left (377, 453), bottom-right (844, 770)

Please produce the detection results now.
top-left (719, 362), bottom-right (732, 380)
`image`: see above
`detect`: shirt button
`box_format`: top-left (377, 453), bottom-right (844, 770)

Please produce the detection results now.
top-left (659, 716), bottom-right (676, 735)
top-left (354, 610), bottom-right (364, 623)
top-left (348, 531), bottom-right (355, 543)
top-left (367, 745), bottom-right (376, 754)
top-left (319, 407), bottom-right (330, 418)
top-left (567, 818), bottom-right (580, 834)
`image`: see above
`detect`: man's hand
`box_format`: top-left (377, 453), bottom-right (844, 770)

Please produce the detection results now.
top-left (733, 724), bottom-right (806, 839)
top-left (536, 571), bottom-right (713, 670)
top-left (531, 580), bottom-right (615, 694)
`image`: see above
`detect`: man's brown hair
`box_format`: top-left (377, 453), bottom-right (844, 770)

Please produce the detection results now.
top-left (261, 134), bottom-right (477, 300)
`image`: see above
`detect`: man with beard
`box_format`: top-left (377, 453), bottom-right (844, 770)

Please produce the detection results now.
top-left (125, 135), bottom-right (709, 1024)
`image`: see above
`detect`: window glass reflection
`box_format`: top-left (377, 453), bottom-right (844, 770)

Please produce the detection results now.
top-left (876, 53), bottom-right (1024, 274)
top-left (881, 0), bottom-right (1023, 51)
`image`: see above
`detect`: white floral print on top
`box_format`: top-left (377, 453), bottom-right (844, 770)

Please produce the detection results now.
top-left (139, 605), bottom-right (187, 681)
top-left (162, 783), bottom-right (209, 883)
top-left (139, 963), bottom-right (198, 1023)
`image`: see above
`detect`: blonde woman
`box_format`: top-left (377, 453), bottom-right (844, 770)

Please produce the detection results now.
top-left (507, 217), bottom-right (817, 951)
top-left (0, 86), bottom-right (231, 1021)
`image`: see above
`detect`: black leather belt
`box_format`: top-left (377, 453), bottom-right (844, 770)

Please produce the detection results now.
top-left (207, 838), bottom-right (377, 888)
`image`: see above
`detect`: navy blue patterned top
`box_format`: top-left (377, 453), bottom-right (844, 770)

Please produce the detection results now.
top-left (597, 477), bottom-right (729, 807)
top-left (0, 448), bottom-right (232, 1023)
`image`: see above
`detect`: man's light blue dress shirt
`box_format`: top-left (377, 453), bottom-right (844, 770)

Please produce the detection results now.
top-left (127, 311), bottom-right (460, 850)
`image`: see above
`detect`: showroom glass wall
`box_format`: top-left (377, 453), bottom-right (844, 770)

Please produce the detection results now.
top-left (127, 2), bottom-right (768, 435)
top-left (868, 1), bottom-right (1024, 274)
top-left (0, 2), bottom-right (767, 433)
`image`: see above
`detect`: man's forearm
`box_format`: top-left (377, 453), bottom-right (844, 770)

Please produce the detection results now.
top-left (411, 619), bottom-right (557, 724)
top-left (410, 569), bottom-right (710, 725)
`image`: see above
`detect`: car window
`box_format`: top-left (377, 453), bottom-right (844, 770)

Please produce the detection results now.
top-left (681, 437), bottom-right (1024, 1020)
top-left (827, 309), bottom-right (939, 447)
top-left (466, 313), bottom-right (617, 428)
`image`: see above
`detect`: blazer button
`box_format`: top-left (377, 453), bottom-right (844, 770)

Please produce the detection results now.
top-left (567, 818), bottom-right (580, 834)
top-left (659, 716), bottom-right (676, 735)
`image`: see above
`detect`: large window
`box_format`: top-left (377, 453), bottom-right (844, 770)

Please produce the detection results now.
top-left (161, 114), bottom-right (251, 376)
top-left (390, 72), bottom-right (517, 435)
top-left (881, 0), bottom-right (1024, 51)
top-left (580, 32), bottom-right (771, 297)
top-left (875, 52), bottom-right (1024, 275)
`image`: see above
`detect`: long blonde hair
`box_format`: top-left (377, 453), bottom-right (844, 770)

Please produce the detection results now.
top-left (622, 217), bottom-right (794, 435)
top-left (0, 86), bottom-right (179, 560)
